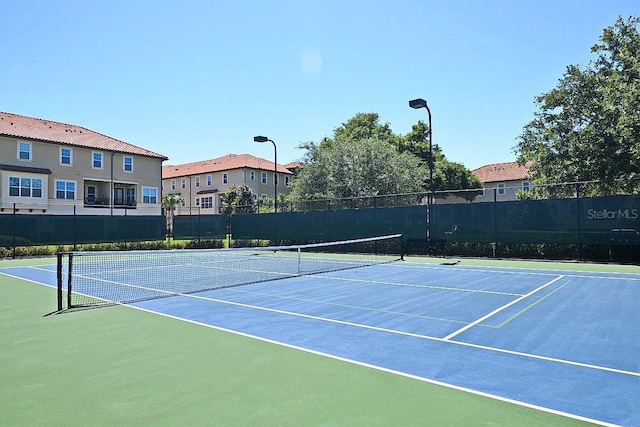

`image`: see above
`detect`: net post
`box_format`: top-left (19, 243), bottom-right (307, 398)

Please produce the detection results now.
top-left (56, 252), bottom-right (63, 311)
top-left (66, 253), bottom-right (73, 309)
top-left (400, 235), bottom-right (405, 261)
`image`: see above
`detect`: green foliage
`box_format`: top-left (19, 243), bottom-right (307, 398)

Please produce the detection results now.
top-left (289, 138), bottom-right (428, 200)
top-left (515, 16), bottom-right (640, 195)
top-left (162, 193), bottom-right (185, 237)
top-left (220, 184), bottom-right (257, 215)
top-left (291, 112), bottom-right (481, 200)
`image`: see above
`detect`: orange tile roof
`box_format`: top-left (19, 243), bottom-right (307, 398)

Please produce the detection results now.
top-left (163, 153), bottom-right (293, 179)
top-left (473, 161), bottom-right (531, 183)
top-left (284, 161), bottom-right (303, 171)
top-left (0, 111), bottom-right (167, 160)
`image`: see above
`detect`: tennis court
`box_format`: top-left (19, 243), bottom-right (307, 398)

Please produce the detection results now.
top-left (2, 240), bottom-right (639, 426)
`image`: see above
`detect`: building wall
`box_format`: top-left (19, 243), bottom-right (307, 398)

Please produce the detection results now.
top-left (0, 136), bottom-right (163, 215)
top-left (476, 179), bottom-right (531, 202)
top-left (164, 167), bottom-right (292, 215)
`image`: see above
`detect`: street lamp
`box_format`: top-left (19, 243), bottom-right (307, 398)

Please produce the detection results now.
top-left (253, 135), bottom-right (278, 213)
top-left (409, 98), bottom-right (433, 242)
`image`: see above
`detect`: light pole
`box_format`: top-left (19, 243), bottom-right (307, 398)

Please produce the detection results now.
top-left (253, 136), bottom-right (278, 213)
top-left (409, 98), bottom-right (433, 242)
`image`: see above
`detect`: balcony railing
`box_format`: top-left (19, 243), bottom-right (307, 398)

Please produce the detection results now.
top-left (84, 196), bottom-right (136, 208)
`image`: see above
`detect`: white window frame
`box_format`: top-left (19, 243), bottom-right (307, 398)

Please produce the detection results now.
top-left (142, 187), bottom-right (158, 204)
top-left (181, 178), bottom-right (186, 189)
top-left (195, 176), bottom-right (200, 188)
top-left (201, 196), bottom-right (213, 209)
top-left (59, 147), bottom-right (73, 166)
top-left (222, 173), bottom-right (228, 184)
top-left (171, 179), bottom-right (176, 190)
top-left (497, 183), bottom-right (506, 195)
top-left (206, 174), bottom-right (212, 186)
top-left (92, 151), bottom-right (104, 169)
top-left (249, 171), bottom-right (256, 181)
top-left (8, 176), bottom-right (43, 198)
top-left (522, 181), bottom-right (531, 192)
top-left (55, 180), bottom-right (76, 200)
top-left (261, 172), bottom-right (267, 184)
top-left (123, 156), bottom-right (134, 172)
top-left (18, 141), bottom-right (32, 162)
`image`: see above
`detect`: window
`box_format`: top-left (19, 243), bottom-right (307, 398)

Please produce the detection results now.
top-left (497, 183), bottom-right (506, 195)
top-left (274, 173), bottom-right (279, 186)
top-left (201, 196), bottom-right (213, 209)
top-left (222, 173), bottom-right (228, 184)
top-left (60, 147), bottom-right (73, 165)
top-left (261, 172), bottom-right (267, 184)
top-left (18, 141), bottom-right (31, 161)
top-left (522, 181), bottom-right (530, 192)
top-left (171, 180), bottom-right (176, 190)
top-left (142, 187), bottom-right (158, 204)
top-left (55, 180), bottom-right (76, 200)
top-left (8, 176), bottom-right (43, 198)
top-left (285, 176), bottom-right (291, 187)
top-left (206, 174), bottom-right (212, 186)
top-left (86, 186), bottom-right (97, 202)
top-left (249, 171), bottom-right (256, 181)
top-left (123, 156), bottom-right (133, 172)
top-left (195, 177), bottom-right (200, 188)
top-left (195, 198), bottom-right (200, 207)
top-left (126, 188), bottom-right (136, 205)
top-left (92, 152), bottom-right (103, 169)
top-left (181, 178), bottom-right (186, 189)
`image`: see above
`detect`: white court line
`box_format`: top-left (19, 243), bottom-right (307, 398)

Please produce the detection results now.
top-left (7, 264), bottom-right (640, 380)
top-left (442, 275), bottom-right (566, 341)
top-left (396, 260), bottom-right (640, 281)
top-left (132, 283), bottom-right (640, 379)
top-left (0, 266), bottom-right (631, 426)
top-left (127, 303), bottom-right (618, 427)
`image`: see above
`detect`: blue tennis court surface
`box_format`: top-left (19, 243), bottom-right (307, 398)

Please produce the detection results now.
top-left (3, 260), bottom-right (639, 426)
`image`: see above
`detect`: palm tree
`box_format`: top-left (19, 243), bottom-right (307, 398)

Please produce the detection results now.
top-left (161, 194), bottom-right (185, 239)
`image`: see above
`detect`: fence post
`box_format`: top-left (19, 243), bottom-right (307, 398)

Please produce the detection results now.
top-left (73, 205), bottom-right (77, 251)
top-left (576, 182), bottom-right (582, 260)
top-left (12, 203), bottom-right (16, 259)
top-left (492, 189), bottom-right (498, 258)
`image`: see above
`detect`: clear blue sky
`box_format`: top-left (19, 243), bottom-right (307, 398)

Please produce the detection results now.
top-left (2, 1), bottom-right (638, 170)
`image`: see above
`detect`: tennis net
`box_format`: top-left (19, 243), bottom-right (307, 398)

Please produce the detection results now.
top-left (57, 234), bottom-right (403, 309)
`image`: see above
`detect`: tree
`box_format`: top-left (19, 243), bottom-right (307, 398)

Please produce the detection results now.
top-left (161, 193), bottom-right (184, 238)
top-left (220, 184), bottom-right (256, 215)
top-left (292, 112), bottom-right (481, 201)
top-left (289, 137), bottom-right (428, 200)
top-left (515, 16), bottom-right (640, 195)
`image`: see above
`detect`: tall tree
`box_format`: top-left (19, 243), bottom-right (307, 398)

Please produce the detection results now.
top-left (289, 138), bottom-right (428, 200)
top-left (161, 193), bottom-right (184, 238)
top-left (293, 112), bottom-right (481, 200)
top-left (515, 16), bottom-right (640, 195)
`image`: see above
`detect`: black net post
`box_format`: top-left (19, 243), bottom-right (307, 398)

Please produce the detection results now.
top-left (67, 253), bottom-right (73, 309)
top-left (56, 252), bottom-right (63, 311)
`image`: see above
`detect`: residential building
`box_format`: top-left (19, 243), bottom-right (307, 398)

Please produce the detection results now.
top-left (0, 111), bottom-right (167, 215)
top-left (162, 154), bottom-right (294, 214)
top-left (473, 161), bottom-right (532, 202)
